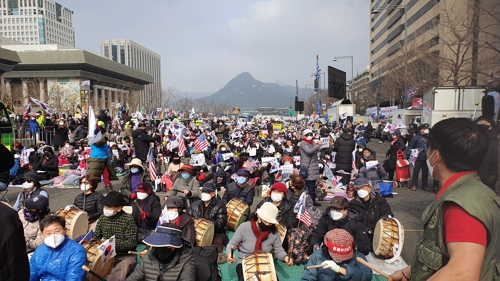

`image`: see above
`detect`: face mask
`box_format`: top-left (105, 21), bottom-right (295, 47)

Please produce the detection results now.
top-left (103, 208), bottom-right (115, 217)
top-left (201, 192), bottom-right (212, 202)
top-left (130, 168), bottom-right (139, 174)
top-left (237, 176), bottom-right (247, 184)
top-left (426, 150), bottom-right (438, 180)
top-left (44, 234), bottom-right (65, 249)
top-left (478, 124), bottom-right (489, 132)
top-left (112, 150), bottom-right (119, 156)
top-left (137, 192), bottom-right (148, 200)
top-left (258, 221), bottom-right (275, 232)
top-left (255, 144), bottom-right (260, 149)
top-left (358, 148), bottom-right (363, 152)
top-left (59, 122), bottom-right (64, 126)
top-left (181, 173), bottom-right (191, 180)
top-left (271, 193), bottom-right (283, 202)
top-left (306, 136), bottom-right (313, 141)
top-left (330, 210), bottom-right (344, 221)
top-left (173, 159), bottom-right (181, 164)
top-left (275, 154), bottom-right (281, 159)
top-left (165, 139), bottom-right (170, 143)
top-left (31, 117), bottom-right (35, 120)
top-left (262, 162), bottom-right (268, 167)
top-left (24, 209), bottom-right (39, 222)
top-left (80, 183), bottom-right (91, 191)
top-left (30, 148), bottom-right (35, 152)
top-left (167, 210), bottom-right (179, 221)
top-left (23, 181), bottom-right (34, 190)
top-left (357, 189), bottom-right (369, 199)
top-left (284, 161), bottom-right (291, 165)
top-left (65, 144), bottom-right (70, 148)
top-left (156, 247), bottom-right (174, 259)
top-left (220, 147), bottom-right (227, 151)
top-left (14, 154), bottom-right (20, 158)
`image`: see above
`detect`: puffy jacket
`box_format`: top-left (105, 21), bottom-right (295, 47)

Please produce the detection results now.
top-left (333, 133), bottom-right (355, 172)
top-left (255, 197), bottom-right (297, 230)
top-left (187, 197), bottom-right (227, 235)
top-left (52, 126), bottom-right (69, 147)
top-left (73, 125), bottom-right (87, 142)
top-left (73, 191), bottom-right (104, 222)
top-left (408, 134), bottom-right (427, 161)
top-left (18, 210), bottom-right (44, 250)
top-left (358, 166), bottom-right (386, 182)
top-left (349, 192), bottom-right (394, 232)
top-left (29, 236), bottom-right (87, 281)
top-left (386, 136), bottom-right (406, 170)
top-left (119, 170), bottom-right (151, 197)
top-left (301, 249), bottom-right (372, 281)
top-left (132, 129), bottom-right (160, 161)
top-left (36, 154), bottom-right (59, 178)
top-left (90, 134), bottom-right (109, 159)
top-left (167, 176), bottom-right (200, 199)
top-left (309, 212), bottom-right (371, 255)
top-left (131, 194), bottom-right (162, 230)
top-left (286, 187), bottom-right (314, 211)
top-left (125, 240), bottom-right (195, 281)
top-left (222, 181), bottom-right (254, 206)
top-left (28, 119), bottom-right (39, 133)
top-left (86, 158), bottom-right (118, 181)
top-left (172, 212), bottom-right (196, 246)
top-left (300, 141), bottom-right (321, 181)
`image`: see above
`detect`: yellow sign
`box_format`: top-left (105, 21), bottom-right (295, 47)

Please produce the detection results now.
top-left (272, 124), bottom-right (282, 130)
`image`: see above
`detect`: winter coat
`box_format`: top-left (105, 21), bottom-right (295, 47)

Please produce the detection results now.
top-left (73, 191), bottom-right (104, 222)
top-left (286, 187), bottom-right (314, 210)
top-left (349, 192), bottom-right (394, 232)
top-left (333, 133), bottom-right (355, 172)
top-left (29, 236), bottom-right (87, 281)
top-left (187, 197), bottom-right (227, 235)
top-left (408, 134), bottom-right (427, 161)
top-left (29, 151), bottom-right (41, 166)
top-left (477, 130), bottom-right (498, 189)
top-left (301, 249), bottom-right (372, 281)
top-left (18, 210), bottom-right (44, 250)
top-left (73, 125), bottom-right (87, 141)
top-left (90, 135), bottom-right (109, 159)
top-left (300, 141), bottom-right (321, 181)
top-left (167, 176), bottom-right (200, 199)
top-left (120, 170), bottom-right (151, 197)
top-left (131, 194), bottom-right (162, 230)
top-left (125, 240), bottom-right (195, 281)
top-left (365, 124), bottom-right (374, 137)
top-left (386, 136), bottom-right (406, 170)
top-left (86, 157), bottom-right (118, 181)
top-left (36, 154), bottom-right (59, 178)
top-left (28, 119), bottom-right (39, 133)
top-left (222, 181), bottom-right (254, 206)
top-left (255, 197), bottom-right (298, 230)
top-left (173, 212), bottom-right (196, 246)
top-left (309, 212), bottom-right (371, 255)
top-left (0, 170), bottom-right (9, 185)
top-left (215, 123), bottom-right (226, 141)
top-left (358, 166), bottom-right (386, 182)
top-left (132, 129), bottom-right (160, 162)
top-left (52, 125), bottom-right (69, 147)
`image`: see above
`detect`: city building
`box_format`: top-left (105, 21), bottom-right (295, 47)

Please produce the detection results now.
top-left (0, 0), bottom-right (75, 46)
top-left (100, 39), bottom-right (161, 111)
top-left (347, 66), bottom-right (370, 114)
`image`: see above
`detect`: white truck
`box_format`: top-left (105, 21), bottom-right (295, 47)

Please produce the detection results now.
top-left (327, 99), bottom-right (356, 123)
top-left (391, 109), bottom-right (422, 126)
top-left (421, 86), bottom-right (485, 127)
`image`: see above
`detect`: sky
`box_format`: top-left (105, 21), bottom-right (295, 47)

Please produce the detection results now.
top-left (63, 0), bottom-right (370, 94)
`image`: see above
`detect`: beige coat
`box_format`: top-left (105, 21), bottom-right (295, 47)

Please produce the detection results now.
top-left (18, 210), bottom-right (44, 251)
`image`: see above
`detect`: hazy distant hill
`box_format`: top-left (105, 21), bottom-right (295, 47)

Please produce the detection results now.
top-left (175, 90), bottom-right (213, 99)
top-left (201, 72), bottom-right (309, 108)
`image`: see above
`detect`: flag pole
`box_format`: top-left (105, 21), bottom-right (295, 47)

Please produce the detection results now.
top-left (297, 204), bottom-right (302, 228)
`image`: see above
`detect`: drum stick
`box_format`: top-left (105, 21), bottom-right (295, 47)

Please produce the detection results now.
top-left (82, 265), bottom-right (107, 281)
top-left (127, 251), bottom-right (143, 255)
top-left (306, 264), bottom-right (325, 269)
top-left (231, 246), bottom-right (235, 259)
top-left (355, 257), bottom-right (390, 279)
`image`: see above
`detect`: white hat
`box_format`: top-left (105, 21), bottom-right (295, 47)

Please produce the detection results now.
top-left (256, 202), bottom-right (279, 224)
top-left (125, 158), bottom-right (144, 170)
top-left (302, 129), bottom-right (313, 136)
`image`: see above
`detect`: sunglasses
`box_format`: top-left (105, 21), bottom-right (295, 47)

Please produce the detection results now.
top-left (23, 179), bottom-right (33, 183)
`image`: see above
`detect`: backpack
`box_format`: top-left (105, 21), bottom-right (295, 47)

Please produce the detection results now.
top-left (160, 173), bottom-right (174, 192)
top-left (192, 245), bottom-right (221, 281)
top-left (287, 228), bottom-right (312, 265)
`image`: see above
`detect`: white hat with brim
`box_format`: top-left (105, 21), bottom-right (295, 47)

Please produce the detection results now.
top-left (256, 202), bottom-right (279, 224)
top-left (125, 158), bottom-right (144, 170)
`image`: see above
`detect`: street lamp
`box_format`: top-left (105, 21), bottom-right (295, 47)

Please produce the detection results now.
top-left (332, 56), bottom-right (353, 100)
top-left (371, 4), bottom-right (408, 109)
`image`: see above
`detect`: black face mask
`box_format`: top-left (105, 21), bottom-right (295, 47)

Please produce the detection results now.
top-left (258, 221), bottom-right (275, 232)
top-left (478, 124), bottom-right (490, 132)
top-left (24, 209), bottom-right (39, 222)
top-left (155, 247), bottom-right (174, 260)
top-left (172, 159), bottom-right (181, 164)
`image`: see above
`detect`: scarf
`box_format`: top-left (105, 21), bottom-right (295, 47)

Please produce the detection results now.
top-left (301, 137), bottom-right (313, 145)
top-left (391, 135), bottom-right (399, 146)
top-left (250, 218), bottom-right (270, 251)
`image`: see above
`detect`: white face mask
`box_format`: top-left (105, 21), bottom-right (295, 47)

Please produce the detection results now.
top-left (80, 183), bottom-right (91, 191)
top-left (426, 150), bottom-right (438, 180)
top-left (103, 208), bottom-right (115, 217)
top-left (220, 147), bottom-right (226, 151)
top-left (330, 210), bottom-right (344, 221)
top-left (423, 129), bottom-right (429, 134)
top-left (358, 148), bottom-right (363, 152)
top-left (262, 162), bottom-right (268, 167)
top-left (44, 234), bottom-right (65, 249)
top-left (306, 136), bottom-right (313, 141)
top-left (112, 150), bottom-right (119, 156)
top-left (23, 181), bottom-right (34, 190)
top-left (357, 189), bottom-right (370, 199)
top-left (59, 122), bottom-right (64, 126)
top-left (201, 192), bottom-right (212, 202)
top-left (137, 192), bottom-right (148, 200)
top-left (65, 144), bottom-right (70, 148)
top-left (271, 192), bottom-right (283, 202)
top-left (167, 210), bottom-right (179, 221)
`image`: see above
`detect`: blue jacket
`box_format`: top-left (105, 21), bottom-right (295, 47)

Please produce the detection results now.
top-left (30, 236), bottom-right (87, 281)
top-left (408, 134), bottom-right (427, 161)
top-left (91, 142), bottom-right (109, 159)
top-left (301, 249), bottom-right (372, 281)
top-left (28, 119), bottom-right (39, 133)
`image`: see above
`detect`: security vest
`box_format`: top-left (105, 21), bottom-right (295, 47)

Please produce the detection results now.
top-left (410, 173), bottom-right (500, 280)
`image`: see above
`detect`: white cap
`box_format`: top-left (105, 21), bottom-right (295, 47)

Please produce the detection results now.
top-left (302, 129), bottom-right (313, 136)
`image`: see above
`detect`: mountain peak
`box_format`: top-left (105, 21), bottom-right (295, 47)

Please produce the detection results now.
top-left (235, 72), bottom-right (254, 79)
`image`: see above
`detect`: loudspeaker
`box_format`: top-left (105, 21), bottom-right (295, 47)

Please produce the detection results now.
top-left (481, 95), bottom-right (494, 118)
top-left (295, 101), bottom-right (304, 112)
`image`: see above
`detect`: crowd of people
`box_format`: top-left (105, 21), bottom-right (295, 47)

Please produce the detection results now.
top-left (0, 111), bottom-right (499, 281)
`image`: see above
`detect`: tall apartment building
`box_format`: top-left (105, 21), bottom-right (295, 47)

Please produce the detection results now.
top-left (0, 0), bottom-right (74, 46)
top-left (100, 39), bottom-right (161, 111)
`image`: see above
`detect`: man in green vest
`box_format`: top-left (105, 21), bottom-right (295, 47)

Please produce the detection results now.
top-left (389, 118), bottom-right (500, 281)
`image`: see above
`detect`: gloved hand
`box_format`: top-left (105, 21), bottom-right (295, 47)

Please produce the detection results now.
top-left (321, 260), bottom-right (340, 272)
top-left (129, 192), bottom-right (137, 200)
top-left (140, 212), bottom-right (149, 219)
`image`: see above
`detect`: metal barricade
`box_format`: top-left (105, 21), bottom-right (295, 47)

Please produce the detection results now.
top-left (13, 125), bottom-right (55, 146)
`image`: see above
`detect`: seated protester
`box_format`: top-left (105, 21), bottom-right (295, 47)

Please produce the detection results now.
top-left (227, 202), bottom-right (293, 281)
top-left (357, 147), bottom-right (375, 169)
top-left (358, 155), bottom-right (386, 187)
top-left (0, 169), bottom-right (8, 193)
top-left (166, 164), bottom-right (200, 203)
top-left (254, 183), bottom-right (297, 230)
top-left (95, 191), bottom-right (137, 281)
top-left (302, 229), bottom-right (372, 281)
top-left (19, 195), bottom-right (50, 252)
top-left (125, 224), bottom-right (195, 281)
top-left (27, 145), bottom-right (41, 168)
top-left (73, 174), bottom-right (104, 228)
top-left (222, 169), bottom-right (254, 206)
top-left (13, 171), bottom-right (48, 211)
top-left (29, 215), bottom-right (87, 281)
top-left (348, 178), bottom-right (393, 243)
top-left (166, 155), bottom-right (184, 179)
top-left (215, 143), bottom-right (232, 164)
top-left (309, 196), bottom-right (371, 255)
top-left (354, 143), bottom-right (367, 170)
top-left (286, 174), bottom-right (314, 209)
top-left (59, 141), bottom-right (76, 165)
top-left (161, 196), bottom-right (196, 245)
top-left (109, 144), bottom-right (126, 174)
top-left (119, 158), bottom-right (150, 197)
top-left (131, 182), bottom-right (161, 236)
top-left (189, 148), bottom-right (207, 167)
top-left (200, 166), bottom-right (232, 192)
top-left (187, 183), bottom-right (228, 256)
top-left (35, 146), bottom-right (59, 179)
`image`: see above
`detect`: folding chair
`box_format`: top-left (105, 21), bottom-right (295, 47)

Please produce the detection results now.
top-left (0, 189), bottom-right (9, 203)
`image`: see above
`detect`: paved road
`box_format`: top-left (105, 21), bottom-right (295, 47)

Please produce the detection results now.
top-left (3, 139), bottom-right (435, 265)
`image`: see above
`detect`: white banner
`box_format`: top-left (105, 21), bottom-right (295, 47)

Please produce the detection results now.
top-left (320, 137), bottom-right (330, 149)
top-left (280, 164), bottom-right (294, 174)
top-left (366, 160), bottom-right (379, 170)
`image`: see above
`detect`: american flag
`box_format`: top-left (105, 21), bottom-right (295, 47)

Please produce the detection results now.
top-left (194, 133), bottom-right (209, 151)
top-left (22, 104), bottom-right (31, 119)
top-left (148, 148), bottom-right (157, 181)
top-left (178, 132), bottom-right (187, 156)
top-left (294, 192), bottom-right (312, 227)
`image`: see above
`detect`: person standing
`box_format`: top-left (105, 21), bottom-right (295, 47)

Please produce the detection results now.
top-left (87, 121), bottom-right (118, 192)
top-left (52, 119), bottom-right (69, 151)
top-left (386, 129), bottom-right (406, 181)
top-left (409, 125), bottom-right (430, 191)
top-left (132, 122), bottom-right (160, 164)
top-left (333, 128), bottom-right (355, 184)
top-left (365, 121), bottom-right (373, 143)
top-left (389, 118), bottom-right (500, 281)
top-left (300, 129), bottom-right (322, 206)
top-left (475, 116), bottom-right (498, 192)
